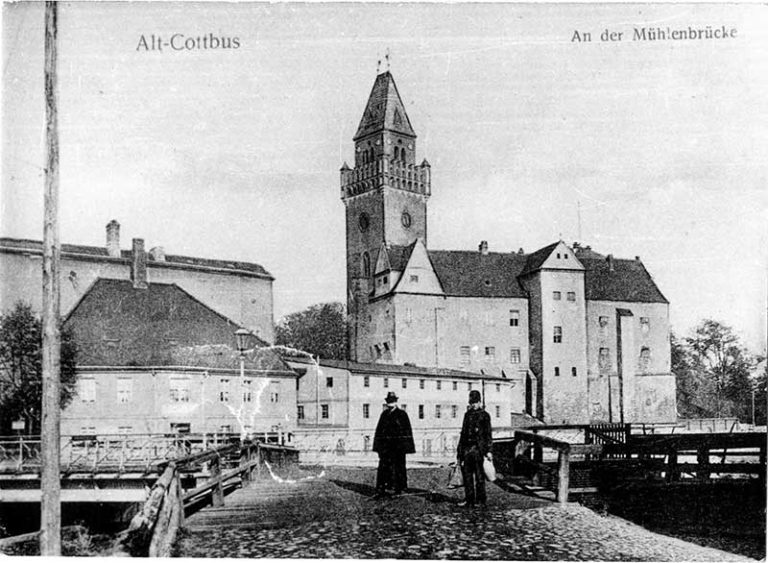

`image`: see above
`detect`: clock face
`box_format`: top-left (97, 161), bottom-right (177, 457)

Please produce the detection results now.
top-left (358, 212), bottom-right (370, 232)
top-left (401, 211), bottom-right (412, 228)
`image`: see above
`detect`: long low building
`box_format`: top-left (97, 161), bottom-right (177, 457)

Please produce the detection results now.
top-left (286, 356), bottom-right (535, 459)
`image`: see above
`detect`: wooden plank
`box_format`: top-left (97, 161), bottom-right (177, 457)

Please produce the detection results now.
top-left (210, 457), bottom-right (224, 508)
top-left (556, 449), bottom-right (570, 504)
top-left (515, 430), bottom-right (570, 452)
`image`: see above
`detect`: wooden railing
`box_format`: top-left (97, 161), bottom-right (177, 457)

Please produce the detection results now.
top-left (506, 430), bottom-right (602, 503)
top-left (115, 440), bottom-right (298, 557)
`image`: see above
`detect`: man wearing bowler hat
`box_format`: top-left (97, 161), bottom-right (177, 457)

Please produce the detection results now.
top-left (457, 389), bottom-right (493, 507)
top-left (373, 391), bottom-right (415, 498)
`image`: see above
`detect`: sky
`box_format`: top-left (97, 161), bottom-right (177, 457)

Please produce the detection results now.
top-left (2, 2), bottom-right (767, 354)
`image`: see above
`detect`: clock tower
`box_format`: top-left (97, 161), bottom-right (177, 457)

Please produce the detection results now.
top-left (340, 71), bottom-right (431, 360)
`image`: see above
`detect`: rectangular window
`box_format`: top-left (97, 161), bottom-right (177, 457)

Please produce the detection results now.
top-left (219, 378), bottom-right (231, 403)
top-left (554, 326), bottom-right (563, 343)
top-left (640, 317), bottom-right (650, 333)
top-left (321, 404), bottom-right (329, 419)
top-left (383, 377), bottom-right (389, 388)
top-left (410, 274), bottom-right (419, 283)
top-left (485, 346), bottom-right (496, 360)
top-left (364, 375), bottom-right (370, 388)
top-left (117, 426), bottom-right (133, 434)
top-left (572, 367), bottom-right (577, 377)
top-left (452, 405), bottom-right (458, 419)
top-left (375, 345), bottom-right (382, 359)
top-left (495, 405), bottom-right (500, 418)
top-left (169, 377), bottom-right (190, 403)
top-left (419, 379), bottom-right (425, 389)
top-left (436, 380), bottom-right (442, 390)
top-left (405, 308), bottom-right (413, 324)
top-left (435, 405), bottom-right (441, 419)
top-left (116, 377), bottom-right (132, 404)
top-left (510, 348), bottom-right (521, 364)
top-left (509, 310), bottom-right (520, 327)
top-left (468, 382), bottom-right (473, 391)
top-left (326, 377), bottom-right (333, 388)
top-left (553, 291), bottom-right (561, 300)
top-left (599, 347), bottom-right (611, 370)
top-left (599, 316), bottom-right (609, 328)
top-left (418, 405), bottom-right (424, 419)
top-left (297, 405), bottom-right (305, 420)
top-left (363, 404), bottom-right (370, 419)
top-left (79, 378), bottom-right (96, 402)
top-left (459, 346), bottom-right (471, 366)
top-left (640, 347), bottom-right (651, 371)
top-left (496, 384), bottom-right (501, 392)
top-left (452, 381), bottom-right (458, 391)
top-left (219, 425), bottom-right (232, 434)
top-left (402, 378), bottom-right (407, 389)
top-left (80, 426), bottom-right (96, 435)
top-left (243, 379), bottom-right (252, 402)
top-left (554, 367), bottom-right (560, 377)
top-left (567, 291), bottom-right (576, 302)
top-left (270, 392), bottom-right (279, 403)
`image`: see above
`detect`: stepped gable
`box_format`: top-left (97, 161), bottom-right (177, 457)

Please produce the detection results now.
top-left (63, 278), bottom-right (289, 370)
top-left (354, 71), bottom-right (416, 140)
top-left (428, 250), bottom-right (528, 298)
top-left (581, 257), bottom-right (668, 304)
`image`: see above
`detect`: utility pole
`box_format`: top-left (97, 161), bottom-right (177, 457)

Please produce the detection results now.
top-left (40, 0), bottom-right (61, 556)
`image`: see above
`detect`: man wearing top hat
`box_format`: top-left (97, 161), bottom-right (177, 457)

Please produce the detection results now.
top-left (457, 389), bottom-right (493, 507)
top-left (373, 391), bottom-right (415, 498)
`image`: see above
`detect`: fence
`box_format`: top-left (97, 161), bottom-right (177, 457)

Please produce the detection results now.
top-left (115, 440), bottom-right (298, 557)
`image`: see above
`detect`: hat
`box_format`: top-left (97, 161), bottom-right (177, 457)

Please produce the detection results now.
top-left (469, 390), bottom-right (482, 404)
top-left (385, 392), bottom-right (398, 404)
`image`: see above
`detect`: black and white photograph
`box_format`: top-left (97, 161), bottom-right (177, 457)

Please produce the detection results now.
top-left (0, 1), bottom-right (766, 559)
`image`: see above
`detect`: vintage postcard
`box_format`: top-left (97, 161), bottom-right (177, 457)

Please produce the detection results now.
top-left (1, 2), bottom-right (766, 560)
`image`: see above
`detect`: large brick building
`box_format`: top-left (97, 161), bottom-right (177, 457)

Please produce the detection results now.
top-left (341, 71), bottom-right (676, 425)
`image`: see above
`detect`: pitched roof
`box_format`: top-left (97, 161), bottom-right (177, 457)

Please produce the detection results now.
top-left (427, 250), bottom-right (528, 298)
top-left (287, 356), bottom-right (507, 381)
top-left (384, 242), bottom-right (417, 272)
top-left (63, 278), bottom-right (290, 371)
top-left (354, 72), bottom-right (416, 140)
top-left (520, 241), bottom-right (560, 276)
top-left (581, 257), bottom-right (668, 304)
top-left (0, 237), bottom-right (273, 279)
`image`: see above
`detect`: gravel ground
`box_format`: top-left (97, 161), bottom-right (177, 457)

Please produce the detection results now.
top-left (176, 465), bottom-right (757, 561)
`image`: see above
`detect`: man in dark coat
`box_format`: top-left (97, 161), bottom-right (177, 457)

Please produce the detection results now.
top-left (373, 391), bottom-right (415, 497)
top-left (457, 389), bottom-right (493, 507)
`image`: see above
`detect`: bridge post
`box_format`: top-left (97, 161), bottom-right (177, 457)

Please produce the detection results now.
top-left (240, 445), bottom-right (250, 485)
top-left (556, 448), bottom-right (570, 504)
top-left (697, 446), bottom-right (710, 482)
top-left (666, 449), bottom-right (679, 483)
top-left (211, 455), bottom-right (224, 507)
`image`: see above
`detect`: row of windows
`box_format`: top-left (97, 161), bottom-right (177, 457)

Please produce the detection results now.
top-left (459, 346), bottom-right (522, 365)
top-left (553, 366), bottom-right (578, 377)
top-left (552, 291), bottom-right (577, 302)
top-left (361, 375), bottom-right (505, 393)
top-left (79, 377), bottom-right (279, 404)
top-left (598, 316), bottom-right (651, 332)
top-left (301, 403), bottom-right (505, 421)
top-left (598, 347), bottom-right (653, 370)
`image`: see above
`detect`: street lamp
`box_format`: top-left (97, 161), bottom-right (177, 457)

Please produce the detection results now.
top-left (235, 328), bottom-right (251, 357)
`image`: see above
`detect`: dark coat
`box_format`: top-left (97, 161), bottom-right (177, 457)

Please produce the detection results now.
top-left (458, 407), bottom-right (492, 458)
top-left (373, 407), bottom-right (415, 455)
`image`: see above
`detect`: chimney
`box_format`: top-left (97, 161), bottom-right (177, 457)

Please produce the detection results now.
top-left (517, 247), bottom-right (525, 255)
top-left (106, 220), bottom-right (120, 258)
top-left (607, 254), bottom-right (614, 272)
top-left (478, 240), bottom-right (489, 255)
top-left (635, 255), bottom-right (641, 261)
top-left (131, 238), bottom-right (148, 289)
top-left (149, 246), bottom-right (166, 262)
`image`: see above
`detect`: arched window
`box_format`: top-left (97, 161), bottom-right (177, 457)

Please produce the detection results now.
top-left (394, 147), bottom-right (400, 160)
top-left (362, 252), bottom-right (371, 277)
top-left (401, 148), bottom-right (407, 162)
top-left (369, 148), bottom-right (375, 163)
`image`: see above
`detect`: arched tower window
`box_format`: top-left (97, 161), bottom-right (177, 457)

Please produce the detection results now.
top-left (362, 252), bottom-right (371, 277)
top-left (394, 147), bottom-right (400, 161)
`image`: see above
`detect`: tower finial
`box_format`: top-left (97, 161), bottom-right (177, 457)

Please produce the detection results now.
top-left (385, 48), bottom-right (391, 71)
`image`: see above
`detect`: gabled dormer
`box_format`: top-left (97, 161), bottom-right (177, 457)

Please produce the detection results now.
top-left (392, 239), bottom-right (444, 295)
top-left (521, 240), bottom-right (584, 276)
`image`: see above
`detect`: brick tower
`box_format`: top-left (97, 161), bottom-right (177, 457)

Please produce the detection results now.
top-left (340, 71), bottom-right (431, 360)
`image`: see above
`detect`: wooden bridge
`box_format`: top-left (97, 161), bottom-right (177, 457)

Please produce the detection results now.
top-left (492, 423), bottom-right (767, 503)
top-left (0, 433), bottom-right (289, 503)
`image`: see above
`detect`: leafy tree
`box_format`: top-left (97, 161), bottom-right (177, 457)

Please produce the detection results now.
top-left (672, 332), bottom-right (715, 418)
top-left (275, 302), bottom-right (347, 360)
top-left (683, 319), bottom-right (756, 422)
top-left (0, 302), bottom-right (78, 434)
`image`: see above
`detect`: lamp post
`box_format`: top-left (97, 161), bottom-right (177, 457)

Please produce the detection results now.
top-left (235, 328), bottom-right (250, 437)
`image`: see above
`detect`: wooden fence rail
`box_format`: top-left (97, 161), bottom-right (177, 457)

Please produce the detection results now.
top-left (114, 440), bottom-right (298, 557)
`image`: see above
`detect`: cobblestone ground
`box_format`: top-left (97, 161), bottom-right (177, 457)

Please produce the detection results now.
top-left (176, 466), bottom-right (755, 561)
